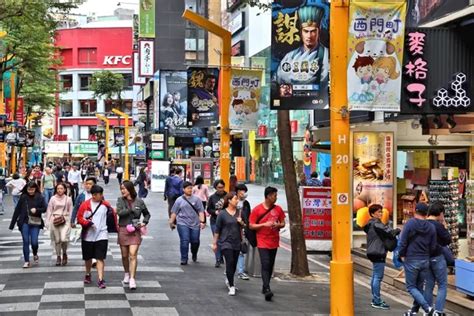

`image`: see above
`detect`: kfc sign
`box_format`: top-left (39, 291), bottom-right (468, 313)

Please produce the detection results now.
top-left (103, 55), bottom-right (132, 65)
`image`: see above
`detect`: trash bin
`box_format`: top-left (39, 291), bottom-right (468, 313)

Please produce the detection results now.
top-left (245, 245), bottom-right (261, 277)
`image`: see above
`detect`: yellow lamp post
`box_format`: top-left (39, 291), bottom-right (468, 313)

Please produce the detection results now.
top-left (182, 9), bottom-right (231, 191)
top-left (330, 1), bottom-right (353, 315)
top-left (111, 108), bottom-right (129, 181)
top-left (95, 114), bottom-right (110, 164)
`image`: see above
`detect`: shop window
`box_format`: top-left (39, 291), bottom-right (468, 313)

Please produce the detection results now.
top-left (105, 99), bottom-right (133, 116)
top-left (122, 73), bottom-right (133, 90)
top-left (79, 74), bottom-right (92, 91)
top-left (61, 100), bottom-right (73, 117)
top-left (79, 100), bottom-right (97, 116)
top-left (185, 38), bottom-right (197, 51)
top-left (60, 74), bottom-right (73, 91)
top-left (185, 51), bottom-right (197, 61)
top-left (78, 47), bottom-right (97, 64)
top-left (60, 49), bottom-right (73, 66)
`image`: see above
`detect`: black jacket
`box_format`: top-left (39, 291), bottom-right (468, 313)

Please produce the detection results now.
top-left (364, 218), bottom-right (400, 263)
top-left (207, 191), bottom-right (227, 224)
top-left (9, 192), bottom-right (47, 230)
top-left (427, 219), bottom-right (452, 257)
top-left (240, 200), bottom-right (252, 238)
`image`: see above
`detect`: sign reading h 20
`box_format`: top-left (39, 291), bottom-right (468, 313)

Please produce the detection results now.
top-left (270, 0), bottom-right (330, 110)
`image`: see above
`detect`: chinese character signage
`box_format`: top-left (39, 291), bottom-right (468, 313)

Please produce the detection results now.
top-left (400, 28), bottom-right (473, 114)
top-left (133, 52), bottom-right (146, 85)
top-left (5, 97), bottom-right (24, 125)
top-left (113, 127), bottom-right (125, 146)
top-left (270, 0), bottom-right (330, 110)
top-left (160, 71), bottom-right (194, 136)
top-left (347, 1), bottom-right (407, 112)
top-left (353, 132), bottom-right (394, 230)
top-left (139, 0), bottom-right (155, 38)
top-left (229, 69), bottom-right (263, 130)
top-left (139, 40), bottom-right (154, 77)
top-left (301, 187), bottom-right (331, 240)
top-left (187, 67), bottom-right (219, 128)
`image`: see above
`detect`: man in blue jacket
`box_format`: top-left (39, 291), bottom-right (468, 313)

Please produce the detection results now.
top-left (164, 168), bottom-right (183, 218)
top-left (399, 203), bottom-right (437, 316)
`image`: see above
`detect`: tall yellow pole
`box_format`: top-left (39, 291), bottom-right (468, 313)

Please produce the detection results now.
top-left (182, 9), bottom-right (231, 191)
top-left (330, 1), bottom-right (353, 315)
top-left (10, 72), bottom-right (16, 174)
top-left (0, 84), bottom-right (5, 168)
top-left (96, 114), bottom-right (110, 163)
top-left (112, 109), bottom-right (129, 181)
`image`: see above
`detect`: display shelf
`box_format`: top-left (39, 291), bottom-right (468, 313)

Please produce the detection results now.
top-left (466, 181), bottom-right (474, 256)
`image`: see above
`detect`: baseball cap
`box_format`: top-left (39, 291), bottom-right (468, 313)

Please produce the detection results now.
top-left (415, 202), bottom-right (429, 216)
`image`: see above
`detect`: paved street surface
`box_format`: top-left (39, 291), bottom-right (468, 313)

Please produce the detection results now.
top-left (0, 177), bottom-right (427, 315)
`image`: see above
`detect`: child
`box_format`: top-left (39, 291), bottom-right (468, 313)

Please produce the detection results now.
top-left (77, 185), bottom-right (116, 288)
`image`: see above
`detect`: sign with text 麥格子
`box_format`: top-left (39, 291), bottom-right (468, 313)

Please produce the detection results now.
top-left (187, 67), bottom-right (219, 128)
top-left (347, 1), bottom-right (407, 112)
top-left (400, 28), bottom-right (473, 114)
top-left (139, 0), bottom-right (155, 38)
top-left (270, 0), bottom-right (330, 110)
top-left (229, 68), bottom-right (263, 130)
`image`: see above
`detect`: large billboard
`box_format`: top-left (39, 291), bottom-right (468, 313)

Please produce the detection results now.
top-left (270, 0), bottom-right (330, 110)
top-left (187, 67), bottom-right (220, 128)
top-left (347, 1), bottom-right (407, 112)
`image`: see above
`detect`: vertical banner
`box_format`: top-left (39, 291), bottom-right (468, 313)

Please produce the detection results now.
top-left (353, 132), bottom-right (394, 229)
top-left (113, 127), bottom-right (125, 146)
top-left (139, 40), bottom-right (154, 77)
top-left (270, 0), bottom-right (330, 110)
top-left (139, 0), bottom-right (155, 38)
top-left (347, 1), bottom-right (407, 111)
top-left (132, 14), bottom-right (139, 50)
top-left (187, 67), bottom-right (219, 128)
top-left (133, 52), bottom-right (146, 85)
top-left (229, 69), bottom-right (262, 130)
top-left (159, 71), bottom-right (188, 132)
top-left (301, 187), bottom-right (332, 240)
top-left (234, 156), bottom-right (246, 181)
top-left (5, 97), bottom-right (24, 125)
top-left (151, 160), bottom-right (170, 192)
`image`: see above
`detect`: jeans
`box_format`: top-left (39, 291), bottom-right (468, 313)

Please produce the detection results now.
top-left (404, 259), bottom-right (431, 312)
top-left (222, 249), bottom-right (240, 287)
top-left (167, 196), bottom-right (178, 218)
top-left (176, 224), bottom-right (200, 263)
top-left (20, 223), bottom-right (40, 262)
top-left (423, 255), bottom-right (448, 312)
top-left (237, 252), bottom-right (245, 274)
top-left (210, 223), bottom-right (222, 262)
top-left (103, 176), bottom-right (109, 185)
top-left (43, 188), bottom-right (54, 205)
top-left (371, 262), bottom-right (385, 304)
top-left (13, 195), bottom-right (21, 209)
top-left (258, 248), bottom-right (278, 291)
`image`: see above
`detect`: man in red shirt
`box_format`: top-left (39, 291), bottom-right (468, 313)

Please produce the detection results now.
top-left (249, 186), bottom-right (286, 301)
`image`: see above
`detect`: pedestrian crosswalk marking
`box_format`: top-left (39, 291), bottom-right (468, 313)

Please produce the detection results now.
top-left (85, 300), bottom-right (131, 309)
top-left (40, 294), bottom-right (85, 302)
top-left (0, 288), bottom-right (43, 297)
top-left (0, 302), bottom-right (40, 313)
top-left (37, 309), bottom-right (85, 316)
top-left (131, 307), bottom-right (179, 316)
top-left (0, 266), bottom-right (183, 275)
top-left (125, 293), bottom-right (169, 301)
top-left (45, 281), bottom-right (84, 289)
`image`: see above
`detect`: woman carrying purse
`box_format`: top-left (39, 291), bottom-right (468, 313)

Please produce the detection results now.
top-left (46, 183), bottom-right (73, 266)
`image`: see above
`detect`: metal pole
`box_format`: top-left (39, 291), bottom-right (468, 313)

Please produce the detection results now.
top-left (112, 109), bottom-right (130, 180)
top-left (330, 1), bottom-right (353, 315)
top-left (96, 114), bottom-right (110, 162)
top-left (10, 73), bottom-right (16, 174)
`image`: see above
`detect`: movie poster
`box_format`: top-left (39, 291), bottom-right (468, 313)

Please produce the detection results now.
top-left (353, 132), bottom-right (394, 230)
top-left (187, 67), bottom-right (219, 128)
top-left (229, 69), bottom-right (263, 130)
top-left (160, 71), bottom-right (187, 130)
top-left (270, 0), bottom-right (330, 110)
top-left (347, 1), bottom-right (407, 111)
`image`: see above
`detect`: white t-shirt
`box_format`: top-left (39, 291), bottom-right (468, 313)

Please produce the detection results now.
top-left (104, 169), bottom-right (109, 177)
top-left (83, 201), bottom-right (109, 242)
top-left (116, 167), bottom-right (124, 174)
top-left (68, 170), bottom-right (81, 184)
top-left (8, 178), bottom-right (26, 196)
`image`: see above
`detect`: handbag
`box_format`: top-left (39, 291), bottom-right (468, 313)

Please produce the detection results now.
top-left (240, 237), bottom-right (249, 254)
top-left (26, 199), bottom-right (42, 226)
top-left (53, 197), bottom-right (68, 226)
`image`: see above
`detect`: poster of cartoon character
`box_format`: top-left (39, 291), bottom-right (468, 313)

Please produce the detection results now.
top-left (270, 0), bottom-right (330, 110)
top-left (347, 1), bottom-right (407, 111)
top-left (187, 67), bottom-right (219, 128)
top-left (229, 69), bottom-right (263, 130)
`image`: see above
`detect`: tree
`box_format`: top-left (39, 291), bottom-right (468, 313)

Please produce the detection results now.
top-left (90, 70), bottom-right (124, 103)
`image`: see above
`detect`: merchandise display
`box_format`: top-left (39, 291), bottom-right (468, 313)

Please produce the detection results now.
top-left (466, 181), bottom-right (474, 256)
top-left (429, 179), bottom-right (460, 257)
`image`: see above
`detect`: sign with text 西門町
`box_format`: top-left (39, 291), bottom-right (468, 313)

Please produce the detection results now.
top-left (139, 0), bottom-right (155, 38)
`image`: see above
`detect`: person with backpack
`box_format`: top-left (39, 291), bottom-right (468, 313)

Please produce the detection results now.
top-left (207, 179), bottom-right (227, 267)
top-left (168, 181), bottom-right (205, 265)
top-left (164, 168), bottom-right (184, 218)
top-left (134, 167), bottom-right (148, 199)
top-left (6, 173), bottom-right (27, 208)
top-left (40, 167), bottom-right (56, 205)
top-left (363, 204), bottom-right (401, 310)
top-left (71, 177), bottom-right (96, 226)
top-left (236, 183), bottom-right (251, 280)
top-left (77, 185), bottom-right (117, 289)
top-left (249, 186), bottom-right (286, 301)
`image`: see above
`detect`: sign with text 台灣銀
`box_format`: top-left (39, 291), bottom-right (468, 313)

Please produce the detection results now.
top-left (347, 1), bottom-right (407, 112)
top-left (301, 186), bottom-right (332, 240)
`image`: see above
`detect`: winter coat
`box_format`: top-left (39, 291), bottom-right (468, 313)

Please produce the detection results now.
top-left (399, 218), bottom-right (437, 260)
top-left (364, 218), bottom-right (400, 263)
top-left (116, 197), bottom-right (151, 227)
top-left (9, 192), bottom-right (47, 230)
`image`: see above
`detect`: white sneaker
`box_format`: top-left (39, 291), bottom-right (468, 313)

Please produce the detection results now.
top-left (228, 286), bottom-right (236, 296)
top-left (225, 279), bottom-right (230, 289)
top-left (122, 273), bottom-right (130, 284)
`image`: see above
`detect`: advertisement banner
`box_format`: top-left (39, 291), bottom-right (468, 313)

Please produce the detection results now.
top-left (5, 97), bottom-right (24, 125)
top-left (229, 68), bottom-right (262, 130)
top-left (133, 52), bottom-right (146, 85)
top-left (270, 0), bottom-right (330, 110)
top-left (139, 40), bottom-right (154, 77)
top-left (347, 1), bottom-right (407, 111)
top-left (187, 67), bottom-right (219, 128)
top-left (139, 0), bottom-right (155, 38)
top-left (353, 132), bottom-right (394, 230)
top-left (301, 186), bottom-right (332, 240)
top-left (159, 71), bottom-right (188, 132)
top-left (151, 160), bottom-right (170, 192)
top-left (113, 127), bottom-right (125, 146)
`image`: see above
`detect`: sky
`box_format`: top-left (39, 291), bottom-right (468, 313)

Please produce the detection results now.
top-left (73, 0), bottom-right (138, 17)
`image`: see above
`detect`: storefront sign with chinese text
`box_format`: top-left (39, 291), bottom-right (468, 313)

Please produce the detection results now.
top-left (301, 186), bottom-right (332, 240)
top-left (347, 1), bottom-right (407, 111)
top-left (187, 67), bottom-right (219, 128)
top-left (139, 40), bottom-right (154, 77)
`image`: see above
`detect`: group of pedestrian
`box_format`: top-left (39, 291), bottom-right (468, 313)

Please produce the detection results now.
top-left (365, 201), bottom-right (451, 316)
top-left (299, 169), bottom-right (331, 187)
top-left (166, 170), bottom-right (285, 301)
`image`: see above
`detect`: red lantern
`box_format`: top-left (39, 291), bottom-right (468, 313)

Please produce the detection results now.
top-left (258, 125), bottom-right (267, 137)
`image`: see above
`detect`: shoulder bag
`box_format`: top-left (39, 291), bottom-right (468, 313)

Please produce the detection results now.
top-left (81, 201), bottom-right (103, 238)
top-left (26, 198), bottom-right (42, 226)
top-left (246, 205), bottom-right (276, 248)
top-left (182, 196), bottom-right (205, 224)
top-left (53, 197), bottom-right (67, 226)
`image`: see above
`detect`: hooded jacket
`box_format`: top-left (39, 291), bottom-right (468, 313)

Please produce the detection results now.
top-left (164, 175), bottom-right (183, 199)
top-left (427, 219), bottom-right (451, 257)
top-left (207, 191), bottom-right (227, 224)
top-left (363, 218), bottom-right (400, 263)
top-left (399, 217), bottom-right (437, 260)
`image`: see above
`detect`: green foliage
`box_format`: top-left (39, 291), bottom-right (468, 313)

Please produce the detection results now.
top-left (90, 71), bottom-right (124, 101)
top-left (241, 0), bottom-right (272, 11)
top-left (0, 0), bottom-right (75, 112)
